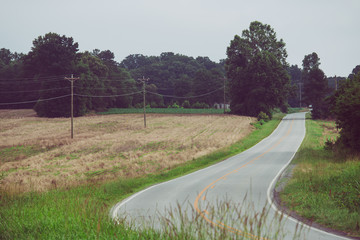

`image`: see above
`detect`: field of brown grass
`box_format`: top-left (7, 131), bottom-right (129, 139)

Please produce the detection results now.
top-left (0, 109), bottom-right (255, 193)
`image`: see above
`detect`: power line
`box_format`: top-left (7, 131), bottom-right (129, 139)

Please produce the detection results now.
top-left (0, 75), bottom-right (66, 82)
top-left (0, 95), bottom-right (71, 105)
top-left (74, 91), bottom-right (142, 98)
top-left (147, 87), bottom-right (223, 99)
top-left (0, 87), bottom-right (70, 94)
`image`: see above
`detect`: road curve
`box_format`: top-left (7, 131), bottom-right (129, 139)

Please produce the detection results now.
top-left (110, 112), bottom-right (353, 240)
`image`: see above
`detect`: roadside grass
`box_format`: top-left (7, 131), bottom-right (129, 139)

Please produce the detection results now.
top-left (0, 114), bottom-right (284, 239)
top-left (280, 114), bottom-right (360, 237)
top-left (98, 108), bottom-right (225, 115)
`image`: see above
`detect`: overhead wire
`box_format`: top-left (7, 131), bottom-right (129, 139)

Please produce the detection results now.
top-left (0, 95), bottom-right (71, 105)
top-left (147, 86), bottom-right (224, 99)
top-left (74, 91), bottom-right (143, 98)
top-left (0, 87), bottom-right (70, 94)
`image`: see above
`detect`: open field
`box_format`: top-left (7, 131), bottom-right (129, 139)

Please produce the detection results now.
top-left (0, 109), bottom-right (255, 193)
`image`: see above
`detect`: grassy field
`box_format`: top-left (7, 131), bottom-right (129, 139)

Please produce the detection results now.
top-left (279, 114), bottom-right (360, 238)
top-left (0, 109), bottom-right (285, 239)
top-left (0, 109), bottom-right (254, 193)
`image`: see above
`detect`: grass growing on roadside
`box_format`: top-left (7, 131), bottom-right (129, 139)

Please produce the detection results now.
top-left (280, 116), bottom-right (360, 237)
top-left (0, 114), bottom-right (284, 239)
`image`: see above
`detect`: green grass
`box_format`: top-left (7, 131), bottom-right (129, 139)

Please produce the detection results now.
top-left (0, 145), bottom-right (45, 164)
top-left (280, 117), bottom-right (360, 237)
top-left (98, 108), bottom-right (225, 115)
top-left (0, 114), bottom-right (284, 239)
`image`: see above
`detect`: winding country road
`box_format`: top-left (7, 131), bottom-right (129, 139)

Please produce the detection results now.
top-left (111, 112), bottom-right (352, 240)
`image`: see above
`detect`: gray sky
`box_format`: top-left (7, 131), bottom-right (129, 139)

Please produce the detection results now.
top-left (1, 0), bottom-right (359, 77)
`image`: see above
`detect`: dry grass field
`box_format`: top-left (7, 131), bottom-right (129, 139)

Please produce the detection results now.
top-left (0, 109), bottom-right (255, 193)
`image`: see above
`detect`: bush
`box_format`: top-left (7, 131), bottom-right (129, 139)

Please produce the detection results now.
top-left (169, 102), bottom-right (180, 108)
top-left (182, 100), bottom-right (191, 109)
top-left (192, 102), bottom-right (209, 109)
top-left (257, 111), bottom-right (270, 122)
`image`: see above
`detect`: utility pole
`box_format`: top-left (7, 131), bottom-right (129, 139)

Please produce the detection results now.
top-left (299, 82), bottom-right (302, 108)
top-left (334, 75), bottom-right (337, 91)
top-left (221, 77), bottom-right (227, 114)
top-left (138, 76), bottom-right (149, 128)
top-left (65, 74), bottom-right (79, 139)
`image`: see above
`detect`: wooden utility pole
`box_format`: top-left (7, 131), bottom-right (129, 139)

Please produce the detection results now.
top-left (138, 76), bottom-right (149, 128)
top-left (299, 82), bottom-right (302, 108)
top-left (65, 74), bottom-right (80, 138)
top-left (220, 77), bottom-right (227, 114)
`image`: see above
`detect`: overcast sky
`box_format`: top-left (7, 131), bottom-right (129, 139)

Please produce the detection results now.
top-left (1, 0), bottom-right (359, 77)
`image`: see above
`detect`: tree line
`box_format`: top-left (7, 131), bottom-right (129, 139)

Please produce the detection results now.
top-left (1, 22), bottom-right (359, 152)
top-left (0, 33), bottom-right (225, 117)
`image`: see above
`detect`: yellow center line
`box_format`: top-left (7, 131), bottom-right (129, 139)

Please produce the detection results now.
top-left (193, 119), bottom-right (295, 239)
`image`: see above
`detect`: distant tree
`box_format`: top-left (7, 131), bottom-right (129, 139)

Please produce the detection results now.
top-left (122, 52), bottom-right (224, 106)
top-left (92, 49), bottom-right (117, 67)
top-left (348, 65), bottom-right (360, 80)
top-left (120, 54), bottom-right (152, 70)
top-left (146, 84), bottom-right (164, 107)
top-left (73, 52), bottom-right (111, 113)
top-left (0, 48), bottom-right (12, 65)
top-left (23, 33), bottom-right (79, 117)
top-left (192, 69), bottom-right (222, 106)
top-left (302, 52), bottom-right (329, 119)
top-left (287, 64), bottom-right (303, 107)
top-left (225, 21), bottom-right (291, 117)
top-left (0, 48), bottom-right (26, 108)
top-left (331, 72), bottom-right (360, 152)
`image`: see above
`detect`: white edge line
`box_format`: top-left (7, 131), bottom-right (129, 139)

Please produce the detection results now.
top-left (266, 113), bottom-right (353, 240)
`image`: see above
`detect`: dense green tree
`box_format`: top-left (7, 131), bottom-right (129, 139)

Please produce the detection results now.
top-left (121, 52), bottom-right (224, 106)
top-left (225, 21), bottom-right (291, 117)
top-left (73, 52), bottom-right (112, 114)
top-left (301, 52), bottom-right (329, 119)
top-left (287, 64), bottom-right (302, 107)
top-left (92, 49), bottom-right (138, 108)
top-left (0, 48), bottom-right (26, 108)
top-left (26, 33), bottom-right (79, 117)
top-left (348, 65), bottom-right (360, 80)
top-left (331, 72), bottom-right (360, 151)
top-left (192, 69), bottom-right (223, 105)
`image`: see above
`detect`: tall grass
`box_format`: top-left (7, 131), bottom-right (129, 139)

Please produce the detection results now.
top-left (0, 114), bottom-right (285, 239)
top-left (280, 116), bottom-right (360, 237)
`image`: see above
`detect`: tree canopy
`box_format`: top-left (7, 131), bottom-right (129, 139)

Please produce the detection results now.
top-left (225, 21), bottom-right (291, 117)
top-left (0, 33), bottom-right (225, 116)
top-left (331, 70), bottom-right (360, 151)
top-left (301, 52), bottom-right (329, 119)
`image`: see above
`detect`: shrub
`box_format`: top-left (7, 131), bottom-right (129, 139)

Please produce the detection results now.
top-left (182, 100), bottom-right (191, 109)
top-left (257, 111), bottom-right (270, 122)
top-left (192, 102), bottom-right (209, 109)
top-left (169, 102), bottom-right (180, 108)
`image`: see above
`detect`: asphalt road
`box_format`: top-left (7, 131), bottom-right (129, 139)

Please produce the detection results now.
top-left (111, 112), bottom-right (353, 240)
